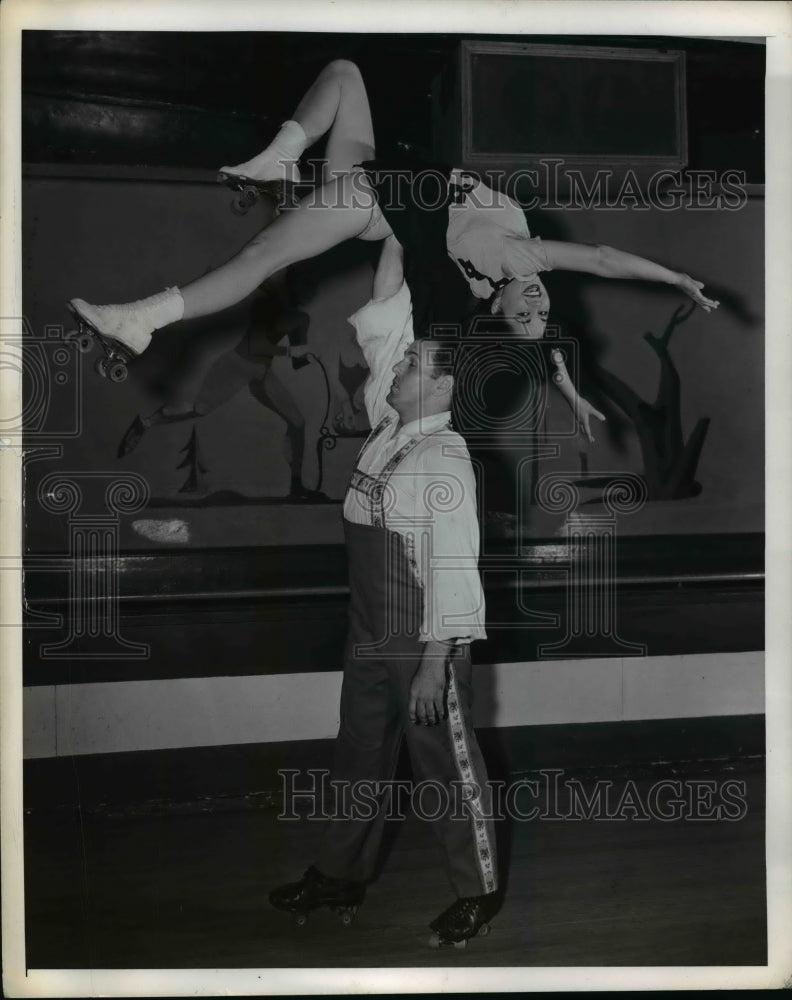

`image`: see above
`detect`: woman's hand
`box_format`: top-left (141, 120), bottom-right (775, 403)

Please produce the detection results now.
top-left (574, 397), bottom-right (607, 444)
top-left (675, 274), bottom-right (720, 312)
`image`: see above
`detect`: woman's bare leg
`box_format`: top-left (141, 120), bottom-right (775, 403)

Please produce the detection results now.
top-left (70, 62), bottom-right (392, 353)
top-left (180, 173), bottom-right (378, 319)
top-left (70, 172), bottom-right (382, 352)
top-left (221, 60), bottom-right (376, 184)
top-left (314, 61), bottom-right (376, 178)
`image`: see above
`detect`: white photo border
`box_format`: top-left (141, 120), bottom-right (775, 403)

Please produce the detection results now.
top-left (2, 1), bottom-right (790, 995)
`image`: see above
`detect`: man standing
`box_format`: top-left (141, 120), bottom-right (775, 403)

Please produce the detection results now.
top-left (270, 235), bottom-right (499, 947)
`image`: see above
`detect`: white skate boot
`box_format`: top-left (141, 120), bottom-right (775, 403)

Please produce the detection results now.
top-left (67, 287), bottom-right (183, 381)
top-left (218, 120), bottom-right (305, 188)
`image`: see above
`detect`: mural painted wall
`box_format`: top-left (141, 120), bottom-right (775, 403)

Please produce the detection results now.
top-left (22, 175), bottom-right (763, 551)
top-left (530, 194), bottom-right (764, 537)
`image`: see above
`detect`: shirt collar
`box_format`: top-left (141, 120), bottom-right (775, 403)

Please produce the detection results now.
top-left (396, 410), bottom-right (452, 442)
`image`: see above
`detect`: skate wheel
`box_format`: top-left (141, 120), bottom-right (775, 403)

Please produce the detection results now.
top-left (477, 923), bottom-right (491, 937)
top-left (329, 903), bottom-right (358, 925)
top-left (94, 358), bottom-right (109, 378)
top-left (339, 908), bottom-right (356, 926)
top-left (294, 912), bottom-right (308, 927)
top-left (107, 361), bottom-right (128, 383)
top-left (67, 330), bottom-right (93, 353)
top-left (232, 187), bottom-right (258, 215)
top-left (429, 931), bottom-right (468, 949)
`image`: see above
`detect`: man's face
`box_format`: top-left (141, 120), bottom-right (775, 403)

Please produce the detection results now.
top-left (497, 276), bottom-right (550, 339)
top-left (387, 342), bottom-right (450, 421)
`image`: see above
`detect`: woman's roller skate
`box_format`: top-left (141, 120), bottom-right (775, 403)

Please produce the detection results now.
top-left (216, 172), bottom-right (297, 215)
top-left (67, 287), bottom-right (182, 382)
top-left (428, 892), bottom-right (500, 949)
top-left (66, 301), bottom-right (146, 383)
top-left (218, 124), bottom-right (304, 215)
top-left (269, 865), bottom-right (366, 927)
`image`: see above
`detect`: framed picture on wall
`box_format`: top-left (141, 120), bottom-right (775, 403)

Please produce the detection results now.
top-left (456, 40), bottom-right (688, 172)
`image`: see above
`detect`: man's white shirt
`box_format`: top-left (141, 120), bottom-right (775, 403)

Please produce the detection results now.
top-left (345, 281), bottom-right (486, 644)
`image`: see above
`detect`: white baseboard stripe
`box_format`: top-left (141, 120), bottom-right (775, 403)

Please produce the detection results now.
top-left (22, 651), bottom-right (764, 760)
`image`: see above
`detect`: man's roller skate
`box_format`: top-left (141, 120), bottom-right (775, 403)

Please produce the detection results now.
top-left (428, 892), bottom-right (500, 949)
top-left (269, 865), bottom-right (366, 927)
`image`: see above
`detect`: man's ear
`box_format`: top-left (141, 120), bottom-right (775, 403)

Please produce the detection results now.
top-left (490, 291), bottom-right (503, 315)
top-left (433, 373), bottom-right (454, 398)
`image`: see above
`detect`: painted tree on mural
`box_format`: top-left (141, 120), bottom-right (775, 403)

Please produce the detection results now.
top-left (176, 426), bottom-right (208, 494)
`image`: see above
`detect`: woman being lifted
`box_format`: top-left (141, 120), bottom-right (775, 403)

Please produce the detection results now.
top-left (70, 58), bottom-right (718, 441)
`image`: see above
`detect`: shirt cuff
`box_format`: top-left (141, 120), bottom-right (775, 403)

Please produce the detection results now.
top-left (419, 633), bottom-right (475, 645)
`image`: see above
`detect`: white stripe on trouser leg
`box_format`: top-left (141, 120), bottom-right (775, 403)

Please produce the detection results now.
top-left (445, 663), bottom-right (496, 894)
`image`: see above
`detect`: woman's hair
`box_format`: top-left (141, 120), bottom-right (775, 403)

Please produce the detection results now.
top-left (416, 297), bottom-right (515, 380)
top-left (419, 307), bottom-right (561, 438)
top-left (489, 287), bottom-right (505, 315)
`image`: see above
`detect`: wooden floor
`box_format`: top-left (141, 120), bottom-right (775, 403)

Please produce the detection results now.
top-left (24, 758), bottom-right (766, 970)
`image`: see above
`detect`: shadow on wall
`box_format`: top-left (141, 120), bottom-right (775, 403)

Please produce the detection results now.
top-left (576, 302), bottom-right (709, 502)
top-left (507, 201), bottom-right (763, 533)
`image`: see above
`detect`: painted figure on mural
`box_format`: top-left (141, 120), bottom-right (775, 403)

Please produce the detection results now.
top-left (116, 264), bottom-right (369, 501)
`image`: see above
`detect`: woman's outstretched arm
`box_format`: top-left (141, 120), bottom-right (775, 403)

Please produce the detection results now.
top-left (549, 349), bottom-right (606, 444)
top-left (540, 241), bottom-right (720, 312)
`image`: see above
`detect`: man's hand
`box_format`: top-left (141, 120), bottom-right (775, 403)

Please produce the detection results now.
top-left (408, 643), bottom-right (452, 726)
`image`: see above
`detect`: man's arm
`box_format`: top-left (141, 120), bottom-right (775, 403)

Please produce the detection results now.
top-left (373, 234), bottom-right (405, 301)
top-left (348, 237), bottom-right (414, 428)
top-left (541, 241), bottom-right (720, 312)
top-left (407, 446), bottom-right (486, 725)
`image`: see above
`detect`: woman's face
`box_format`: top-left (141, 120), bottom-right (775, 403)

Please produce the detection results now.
top-left (497, 277), bottom-right (550, 339)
